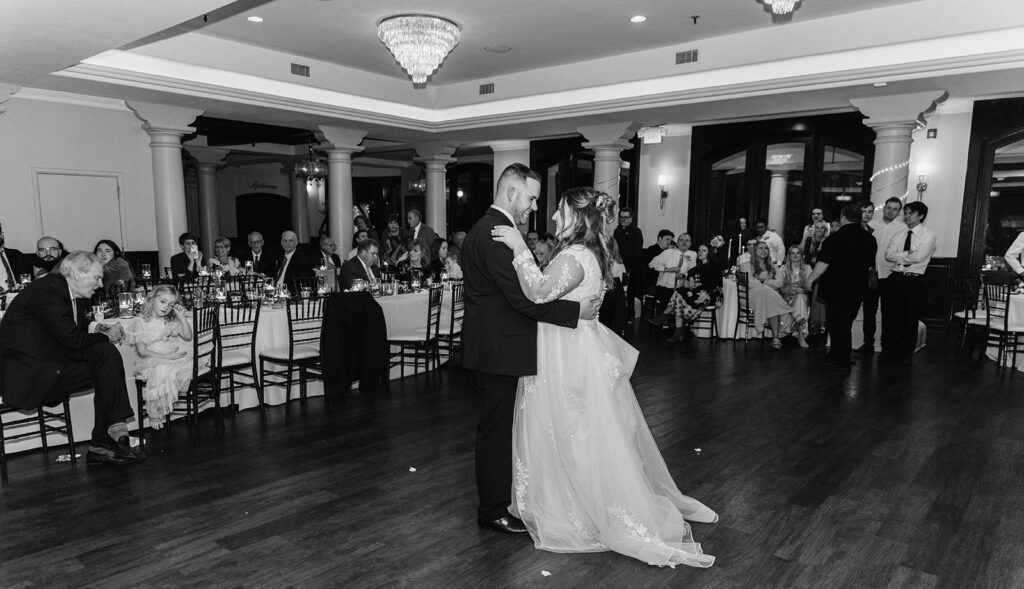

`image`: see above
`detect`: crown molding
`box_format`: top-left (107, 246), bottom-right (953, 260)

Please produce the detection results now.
top-left (12, 87), bottom-right (129, 111)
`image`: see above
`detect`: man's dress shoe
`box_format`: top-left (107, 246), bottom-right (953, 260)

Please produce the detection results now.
top-left (87, 434), bottom-right (145, 465)
top-left (478, 515), bottom-right (528, 534)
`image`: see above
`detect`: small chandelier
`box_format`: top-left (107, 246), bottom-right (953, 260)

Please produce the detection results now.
top-left (378, 15), bottom-right (461, 85)
top-left (296, 144), bottom-right (327, 186)
top-left (761, 0), bottom-right (803, 21)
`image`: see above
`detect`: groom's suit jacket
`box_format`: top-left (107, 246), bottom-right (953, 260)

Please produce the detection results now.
top-left (461, 207), bottom-right (579, 376)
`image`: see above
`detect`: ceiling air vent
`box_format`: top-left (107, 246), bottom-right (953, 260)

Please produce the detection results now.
top-left (479, 83), bottom-right (495, 95)
top-left (291, 63), bottom-right (310, 77)
top-left (675, 49), bottom-right (698, 65)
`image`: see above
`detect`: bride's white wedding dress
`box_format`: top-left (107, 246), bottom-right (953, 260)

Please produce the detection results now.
top-left (508, 244), bottom-right (717, 568)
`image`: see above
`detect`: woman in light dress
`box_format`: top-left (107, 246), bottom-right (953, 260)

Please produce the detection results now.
top-left (739, 241), bottom-right (796, 349)
top-left (491, 187), bottom-right (716, 569)
top-left (208, 237), bottom-right (242, 275)
top-left (779, 245), bottom-right (813, 348)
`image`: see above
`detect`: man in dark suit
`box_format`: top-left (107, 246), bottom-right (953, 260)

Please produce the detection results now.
top-left (318, 235), bottom-right (343, 269)
top-left (0, 251), bottom-right (143, 465)
top-left (403, 209), bottom-right (438, 249)
top-left (169, 232), bottom-right (203, 279)
top-left (0, 222), bottom-right (31, 290)
top-left (808, 204), bottom-right (877, 370)
top-left (273, 230), bottom-right (314, 294)
top-left (240, 231), bottom-right (276, 275)
top-left (462, 163), bottom-right (600, 534)
top-left (338, 240), bottom-right (381, 290)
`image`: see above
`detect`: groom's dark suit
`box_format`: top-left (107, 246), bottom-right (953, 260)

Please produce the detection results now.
top-left (462, 206), bottom-right (580, 522)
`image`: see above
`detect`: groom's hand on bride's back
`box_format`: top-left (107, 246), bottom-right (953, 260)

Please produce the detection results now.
top-left (579, 295), bottom-right (601, 320)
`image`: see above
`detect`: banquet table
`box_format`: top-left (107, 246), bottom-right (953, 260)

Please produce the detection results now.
top-left (2, 288), bottom-right (456, 454)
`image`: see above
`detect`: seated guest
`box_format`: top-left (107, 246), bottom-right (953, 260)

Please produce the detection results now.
top-left (451, 230), bottom-right (467, 250)
top-left (0, 222), bottom-right (30, 291)
top-left (395, 238), bottom-right (430, 283)
top-left (170, 232), bottom-right (203, 279)
top-left (240, 231), bottom-right (274, 275)
top-left (0, 251), bottom-right (144, 465)
top-left (345, 231), bottom-right (368, 262)
top-left (339, 239), bottom-right (381, 290)
top-left (207, 237), bottom-right (242, 275)
top-left (743, 241), bottom-right (797, 350)
top-left (274, 230), bottom-right (315, 295)
top-left (534, 238), bottom-right (555, 270)
top-left (802, 221), bottom-right (828, 266)
top-left (354, 215), bottom-right (378, 246)
top-left (381, 214), bottom-right (406, 265)
top-left (801, 208), bottom-right (831, 243)
top-left (315, 235), bottom-right (341, 267)
top-left (708, 235), bottom-right (729, 270)
top-left (93, 239), bottom-right (135, 294)
top-left (649, 232), bottom-right (695, 307)
top-left (829, 220), bottom-right (841, 235)
top-left (444, 250), bottom-right (464, 280)
top-left (32, 236), bottom-right (64, 278)
top-left (429, 238), bottom-right (450, 280)
top-left (655, 244), bottom-right (722, 340)
top-left (778, 245), bottom-right (812, 348)
top-left (736, 238), bottom-right (758, 269)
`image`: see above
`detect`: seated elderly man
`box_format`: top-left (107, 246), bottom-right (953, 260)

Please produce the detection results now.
top-left (0, 251), bottom-right (144, 465)
top-left (32, 236), bottom-right (64, 278)
top-left (339, 239), bottom-right (382, 290)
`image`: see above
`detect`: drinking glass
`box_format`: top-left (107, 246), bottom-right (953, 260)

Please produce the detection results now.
top-left (244, 261), bottom-right (253, 274)
top-left (300, 286), bottom-right (312, 299)
top-left (118, 292), bottom-right (134, 317)
top-left (140, 263), bottom-right (152, 281)
top-left (91, 305), bottom-right (105, 321)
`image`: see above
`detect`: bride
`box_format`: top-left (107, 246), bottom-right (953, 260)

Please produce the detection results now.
top-left (491, 187), bottom-right (717, 568)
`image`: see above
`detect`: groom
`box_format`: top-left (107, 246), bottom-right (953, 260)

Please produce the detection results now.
top-left (462, 163), bottom-right (601, 534)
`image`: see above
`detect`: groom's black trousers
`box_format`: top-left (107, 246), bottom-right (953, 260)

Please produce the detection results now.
top-left (473, 371), bottom-right (519, 521)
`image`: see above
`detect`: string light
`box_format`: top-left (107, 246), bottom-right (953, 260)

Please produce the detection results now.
top-left (869, 159), bottom-right (911, 204)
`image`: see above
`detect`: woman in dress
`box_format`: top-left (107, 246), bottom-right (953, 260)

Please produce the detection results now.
top-left (428, 238), bottom-right (450, 281)
top-left (381, 214), bottom-right (406, 266)
top-left (491, 187), bottom-right (716, 569)
top-left (93, 239), bottom-right (134, 295)
top-left (207, 237), bottom-right (242, 275)
top-left (394, 239), bottom-right (430, 284)
top-left (779, 245), bottom-right (812, 348)
top-left (739, 241), bottom-right (795, 350)
top-left (664, 244), bottom-right (723, 343)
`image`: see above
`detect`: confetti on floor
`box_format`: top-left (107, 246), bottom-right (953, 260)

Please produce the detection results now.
top-left (541, 570), bottom-right (551, 577)
top-left (408, 467), bottom-right (417, 472)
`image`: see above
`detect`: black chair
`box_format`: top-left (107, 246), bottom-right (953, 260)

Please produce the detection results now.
top-left (950, 276), bottom-right (987, 357)
top-left (692, 304), bottom-right (718, 339)
top-left (224, 275), bottom-right (263, 302)
top-left (258, 295), bottom-right (325, 417)
top-left (1, 391), bottom-right (77, 486)
top-left (388, 285), bottom-right (444, 380)
top-left (438, 282), bottom-right (465, 365)
top-left (135, 305), bottom-right (221, 448)
top-left (217, 298), bottom-right (263, 418)
top-left (292, 276), bottom-right (318, 296)
top-left (984, 283), bottom-right (1023, 372)
top-left (734, 272), bottom-right (757, 340)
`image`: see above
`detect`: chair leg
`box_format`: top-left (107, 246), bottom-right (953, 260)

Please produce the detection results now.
top-left (63, 399), bottom-right (76, 465)
top-left (37, 409), bottom-right (49, 454)
top-left (256, 360), bottom-right (268, 420)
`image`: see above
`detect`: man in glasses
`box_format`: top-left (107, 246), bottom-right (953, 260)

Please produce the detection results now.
top-left (32, 236), bottom-right (64, 278)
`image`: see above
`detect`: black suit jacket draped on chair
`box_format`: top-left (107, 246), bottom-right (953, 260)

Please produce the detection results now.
top-left (0, 273), bottom-right (109, 409)
top-left (320, 292), bottom-right (388, 396)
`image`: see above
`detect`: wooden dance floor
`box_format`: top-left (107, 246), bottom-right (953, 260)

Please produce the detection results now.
top-left (1, 329), bottom-right (1022, 588)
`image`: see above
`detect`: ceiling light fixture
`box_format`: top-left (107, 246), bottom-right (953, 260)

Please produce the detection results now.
top-left (873, 81), bottom-right (888, 88)
top-left (760, 0), bottom-right (803, 22)
top-left (246, 15), bottom-right (264, 23)
top-left (378, 15), bottom-right (461, 85)
top-left (484, 45), bottom-right (511, 54)
top-left (638, 126), bottom-right (667, 144)
top-left (296, 144), bottom-right (327, 186)
top-left (630, 15), bottom-right (647, 23)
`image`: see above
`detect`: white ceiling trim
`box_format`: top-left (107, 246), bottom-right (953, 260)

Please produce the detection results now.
top-left (12, 88), bottom-right (130, 112)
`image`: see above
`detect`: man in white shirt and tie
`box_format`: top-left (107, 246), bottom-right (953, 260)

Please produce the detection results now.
top-left (866, 197), bottom-right (907, 358)
top-left (883, 201), bottom-right (936, 365)
top-left (1003, 230), bottom-right (1024, 278)
top-left (649, 233), bottom-right (696, 311)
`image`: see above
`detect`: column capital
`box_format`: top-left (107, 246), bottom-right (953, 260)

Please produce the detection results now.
top-left (414, 155), bottom-right (458, 169)
top-left (186, 146), bottom-right (229, 168)
top-left (0, 84), bottom-right (21, 115)
top-left (126, 101), bottom-right (202, 135)
top-left (485, 139), bottom-right (531, 153)
top-left (325, 147), bottom-right (362, 162)
top-left (317, 125), bottom-right (367, 150)
top-left (850, 91), bottom-right (947, 128)
top-left (412, 141), bottom-right (458, 160)
top-left (578, 121), bottom-right (641, 151)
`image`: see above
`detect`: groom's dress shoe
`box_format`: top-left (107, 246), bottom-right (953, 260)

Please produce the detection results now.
top-left (478, 515), bottom-right (528, 534)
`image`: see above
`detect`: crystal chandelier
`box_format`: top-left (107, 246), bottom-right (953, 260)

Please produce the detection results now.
top-left (378, 15), bottom-right (461, 85)
top-left (761, 0), bottom-right (803, 21)
top-left (296, 144), bottom-right (327, 186)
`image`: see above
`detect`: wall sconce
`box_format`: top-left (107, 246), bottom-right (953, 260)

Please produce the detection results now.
top-left (657, 174), bottom-right (669, 210)
top-left (915, 162), bottom-right (928, 200)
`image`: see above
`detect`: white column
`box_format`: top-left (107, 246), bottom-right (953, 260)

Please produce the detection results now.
top-left (287, 163), bottom-right (311, 243)
top-left (413, 142), bottom-right (458, 237)
top-left (767, 170), bottom-right (789, 235)
top-left (487, 140), bottom-right (531, 195)
top-left (851, 92), bottom-right (946, 205)
top-left (128, 102), bottom-right (203, 270)
top-left (578, 122), bottom-right (640, 201)
top-left (317, 125), bottom-right (367, 251)
top-left (186, 146), bottom-right (228, 257)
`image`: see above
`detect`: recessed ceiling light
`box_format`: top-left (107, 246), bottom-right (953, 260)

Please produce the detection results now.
top-left (873, 81), bottom-right (888, 88)
top-left (630, 15), bottom-right (647, 23)
top-left (484, 45), bottom-right (511, 53)
top-left (247, 15), bottom-right (264, 23)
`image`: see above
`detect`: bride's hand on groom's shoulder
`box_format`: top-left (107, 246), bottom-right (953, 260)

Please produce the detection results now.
top-left (491, 226), bottom-right (527, 254)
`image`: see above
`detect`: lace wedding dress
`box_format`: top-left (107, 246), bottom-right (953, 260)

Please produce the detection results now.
top-left (508, 244), bottom-right (717, 568)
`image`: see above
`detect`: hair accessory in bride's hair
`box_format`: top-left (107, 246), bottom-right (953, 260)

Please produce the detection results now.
top-left (594, 193), bottom-right (610, 212)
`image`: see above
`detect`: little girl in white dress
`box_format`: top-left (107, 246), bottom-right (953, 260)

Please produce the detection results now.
top-left (131, 285), bottom-right (193, 428)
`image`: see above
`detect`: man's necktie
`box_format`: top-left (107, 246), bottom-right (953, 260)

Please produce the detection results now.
top-left (903, 229), bottom-right (913, 252)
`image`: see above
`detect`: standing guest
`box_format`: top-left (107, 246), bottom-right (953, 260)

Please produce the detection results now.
top-left (32, 236), bottom-right (64, 278)
top-left (170, 232), bottom-right (202, 279)
top-left (663, 244), bottom-right (722, 342)
top-left (829, 220), bottom-right (841, 235)
top-left (381, 214), bottom-right (406, 265)
top-left (131, 285), bottom-right (193, 429)
top-left (241, 231), bottom-right (274, 275)
top-left (708, 234), bottom-right (729, 269)
top-left (724, 217), bottom-right (752, 267)
top-left (451, 230), bottom-right (467, 250)
top-left (613, 207), bottom-right (644, 301)
top-left (404, 209), bottom-right (438, 248)
top-left (755, 220), bottom-right (786, 267)
top-left (0, 251), bottom-right (143, 465)
top-left (525, 231), bottom-right (540, 253)
top-left (779, 245), bottom-right (813, 348)
top-left (339, 239), bottom-right (382, 290)
top-left (860, 201), bottom-right (876, 231)
top-left (534, 238), bottom-right (555, 270)
top-left (640, 230), bottom-right (673, 300)
top-left (94, 239), bottom-right (135, 294)
top-left (317, 235), bottom-right (342, 267)
top-left (801, 221), bottom-right (829, 266)
top-left (648, 233), bottom-right (696, 323)
top-left (274, 230), bottom-right (315, 294)
top-left (864, 197), bottom-right (906, 357)
top-left (882, 201), bottom-right (936, 365)
top-left (207, 237), bottom-right (241, 275)
top-left (0, 222), bottom-right (30, 291)
top-left (346, 231), bottom-right (369, 261)
top-left (808, 205), bottom-right (877, 369)
top-left (801, 208), bottom-right (831, 242)
top-left (1005, 230), bottom-right (1024, 277)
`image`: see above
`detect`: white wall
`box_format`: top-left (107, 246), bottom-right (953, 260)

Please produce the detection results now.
top-left (637, 132), bottom-right (692, 247)
top-left (0, 96), bottom-right (156, 252)
top-left (908, 104), bottom-right (974, 258)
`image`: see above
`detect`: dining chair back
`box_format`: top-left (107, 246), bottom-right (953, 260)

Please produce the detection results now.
top-left (387, 285), bottom-right (445, 381)
top-left (218, 298), bottom-right (263, 417)
top-left (735, 272), bottom-right (756, 340)
top-left (258, 295), bottom-right (325, 417)
top-left (984, 282), bottom-right (1019, 371)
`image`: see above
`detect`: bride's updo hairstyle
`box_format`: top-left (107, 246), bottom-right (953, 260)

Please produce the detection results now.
top-left (551, 187), bottom-right (617, 288)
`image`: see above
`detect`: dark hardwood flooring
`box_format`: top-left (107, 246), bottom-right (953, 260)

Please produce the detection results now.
top-left (2, 329), bottom-right (1023, 588)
